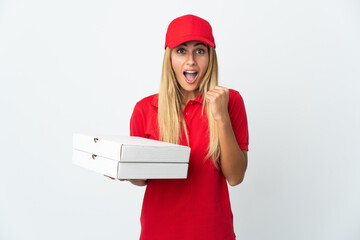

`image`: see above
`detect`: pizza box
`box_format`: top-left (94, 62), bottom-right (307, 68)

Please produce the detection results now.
top-left (72, 133), bottom-right (190, 179)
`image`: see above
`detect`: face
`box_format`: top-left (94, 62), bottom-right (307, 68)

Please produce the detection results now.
top-left (171, 40), bottom-right (210, 100)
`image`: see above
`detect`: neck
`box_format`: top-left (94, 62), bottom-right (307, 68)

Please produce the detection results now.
top-left (181, 90), bottom-right (199, 105)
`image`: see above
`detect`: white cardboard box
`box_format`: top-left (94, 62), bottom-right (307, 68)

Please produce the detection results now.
top-left (72, 133), bottom-right (190, 179)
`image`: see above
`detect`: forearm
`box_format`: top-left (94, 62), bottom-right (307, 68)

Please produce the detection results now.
top-left (217, 116), bottom-right (247, 186)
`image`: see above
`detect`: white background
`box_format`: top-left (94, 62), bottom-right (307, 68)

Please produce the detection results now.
top-left (1, 0), bottom-right (359, 239)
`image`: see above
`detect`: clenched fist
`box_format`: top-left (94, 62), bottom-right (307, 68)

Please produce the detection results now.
top-left (205, 86), bottom-right (230, 122)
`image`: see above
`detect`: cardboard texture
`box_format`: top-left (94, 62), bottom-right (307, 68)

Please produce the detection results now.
top-left (72, 133), bottom-right (190, 179)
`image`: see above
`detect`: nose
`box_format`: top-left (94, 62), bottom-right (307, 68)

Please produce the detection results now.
top-left (186, 52), bottom-right (196, 66)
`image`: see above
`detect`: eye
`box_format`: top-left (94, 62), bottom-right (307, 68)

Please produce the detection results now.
top-left (196, 49), bottom-right (205, 54)
top-left (176, 48), bottom-right (186, 54)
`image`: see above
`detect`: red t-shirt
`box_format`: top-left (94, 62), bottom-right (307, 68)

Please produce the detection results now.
top-left (130, 89), bottom-right (249, 240)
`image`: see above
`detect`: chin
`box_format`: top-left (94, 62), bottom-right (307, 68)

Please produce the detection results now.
top-left (182, 85), bottom-right (200, 93)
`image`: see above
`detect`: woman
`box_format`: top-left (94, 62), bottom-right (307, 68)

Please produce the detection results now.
top-left (129, 14), bottom-right (249, 240)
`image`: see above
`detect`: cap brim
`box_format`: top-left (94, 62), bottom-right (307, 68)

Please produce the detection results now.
top-left (166, 35), bottom-right (216, 49)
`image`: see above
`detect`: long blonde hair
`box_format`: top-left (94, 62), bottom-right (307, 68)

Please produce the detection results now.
top-left (158, 46), bottom-right (220, 166)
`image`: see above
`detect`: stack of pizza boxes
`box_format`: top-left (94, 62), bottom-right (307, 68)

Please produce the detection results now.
top-left (72, 133), bottom-right (191, 179)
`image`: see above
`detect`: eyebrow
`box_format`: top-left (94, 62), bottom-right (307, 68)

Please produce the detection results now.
top-left (180, 42), bottom-right (207, 47)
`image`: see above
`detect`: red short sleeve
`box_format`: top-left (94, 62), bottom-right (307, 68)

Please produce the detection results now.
top-left (228, 89), bottom-right (249, 151)
top-left (130, 94), bottom-right (159, 139)
top-left (130, 102), bottom-right (147, 138)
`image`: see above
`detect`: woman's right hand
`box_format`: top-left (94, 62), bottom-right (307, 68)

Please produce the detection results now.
top-left (104, 175), bottom-right (147, 186)
top-left (128, 179), bottom-right (148, 186)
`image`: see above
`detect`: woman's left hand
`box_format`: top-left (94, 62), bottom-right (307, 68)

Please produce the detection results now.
top-left (205, 86), bottom-right (230, 122)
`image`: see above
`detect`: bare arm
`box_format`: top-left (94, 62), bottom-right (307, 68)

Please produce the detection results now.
top-left (206, 86), bottom-right (248, 186)
top-left (217, 118), bottom-right (248, 186)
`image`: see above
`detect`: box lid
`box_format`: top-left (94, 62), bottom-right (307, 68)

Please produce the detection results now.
top-left (72, 133), bottom-right (190, 163)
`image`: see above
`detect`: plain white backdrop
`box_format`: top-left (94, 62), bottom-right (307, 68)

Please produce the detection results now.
top-left (1, 0), bottom-right (359, 239)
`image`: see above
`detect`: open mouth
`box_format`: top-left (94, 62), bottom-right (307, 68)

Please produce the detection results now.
top-left (183, 71), bottom-right (198, 84)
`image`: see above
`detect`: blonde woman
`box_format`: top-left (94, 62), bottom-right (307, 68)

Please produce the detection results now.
top-left (130, 14), bottom-right (249, 240)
